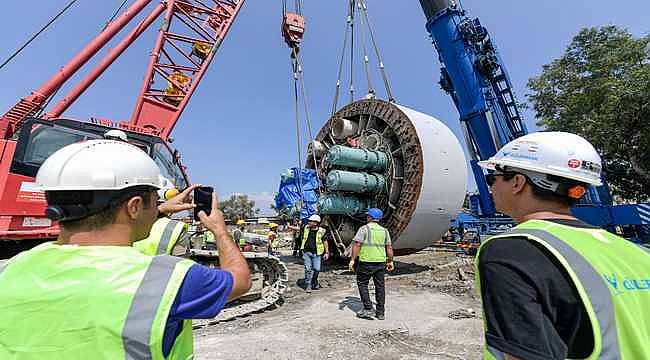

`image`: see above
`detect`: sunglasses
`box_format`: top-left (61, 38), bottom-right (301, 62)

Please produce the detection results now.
top-left (485, 172), bottom-right (517, 187)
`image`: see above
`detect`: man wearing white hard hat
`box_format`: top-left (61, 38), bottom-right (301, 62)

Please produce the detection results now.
top-left (475, 132), bottom-right (650, 360)
top-left (103, 129), bottom-right (190, 257)
top-left (300, 214), bottom-right (329, 293)
top-left (0, 140), bottom-right (251, 358)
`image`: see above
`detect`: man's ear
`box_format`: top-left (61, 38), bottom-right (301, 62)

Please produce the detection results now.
top-left (511, 174), bottom-right (528, 195)
top-left (125, 196), bottom-right (144, 220)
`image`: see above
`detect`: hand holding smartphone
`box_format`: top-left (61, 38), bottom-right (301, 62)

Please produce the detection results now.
top-left (193, 186), bottom-right (214, 221)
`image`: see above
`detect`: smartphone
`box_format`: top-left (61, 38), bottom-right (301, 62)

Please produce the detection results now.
top-left (193, 186), bottom-right (214, 221)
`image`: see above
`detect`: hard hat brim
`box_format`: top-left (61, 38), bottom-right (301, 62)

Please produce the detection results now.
top-left (478, 158), bottom-right (602, 186)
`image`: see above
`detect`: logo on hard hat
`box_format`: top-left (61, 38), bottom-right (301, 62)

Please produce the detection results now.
top-left (581, 160), bottom-right (601, 173)
top-left (567, 159), bottom-right (581, 169)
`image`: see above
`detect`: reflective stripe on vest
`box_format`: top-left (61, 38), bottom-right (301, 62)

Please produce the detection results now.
top-left (301, 227), bottom-right (326, 255)
top-left (477, 220), bottom-right (650, 360)
top-left (0, 243), bottom-right (194, 359)
top-left (133, 218), bottom-right (188, 256)
top-left (123, 255), bottom-right (184, 359)
top-left (359, 222), bottom-right (387, 262)
top-left (157, 220), bottom-right (180, 255)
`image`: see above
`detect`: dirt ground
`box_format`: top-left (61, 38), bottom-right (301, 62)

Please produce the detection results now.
top-left (194, 248), bottom-right (484, 360)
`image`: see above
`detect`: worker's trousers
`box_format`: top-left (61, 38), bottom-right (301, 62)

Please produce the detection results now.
top-left (356, 261), bottom-right (386, 315)
top-left (303, 252), bottom-right (321, 289)
top-left (292, 236), bottom-right (302, 257)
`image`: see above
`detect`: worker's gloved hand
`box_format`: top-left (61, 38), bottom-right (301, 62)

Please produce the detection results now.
top-left (158, 184), bottom-right (200, 215)
top-left (348, 259), bottom-right (355, 273)
top-left (386, 261), bottom-right (395, 272)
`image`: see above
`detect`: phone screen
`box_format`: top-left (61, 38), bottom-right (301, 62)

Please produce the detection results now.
top-left (193, 186), bottom-right (214, 220)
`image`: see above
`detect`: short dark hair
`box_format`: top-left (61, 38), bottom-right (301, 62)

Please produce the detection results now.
top-left (526, 174), bottom-right (585, 207)
top-left (59, 188), bottom-right (155, 231)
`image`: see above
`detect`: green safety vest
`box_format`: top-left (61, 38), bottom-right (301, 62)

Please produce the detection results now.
top-left (133, 217), bottom-right (188, 256)
top-left (204, 229), bottom-right (216, 244)
top-left (476, 219), bottom-right (650, 360)
top-left (268, 231), bottom-right (278, 246)
top-left (301, 227), bottom-right (326, 255)
top-left (233, 229), bottom-right (246, 246)
top-left (358, 222), bottom-right (388, 262)
top-left (0, 242), bottom-right (194, 359)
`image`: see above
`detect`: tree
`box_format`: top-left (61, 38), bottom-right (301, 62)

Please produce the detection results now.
top-left (527, 26), bottom-right (650, 201)
top-left (218, 194), bottom-right (256, 222)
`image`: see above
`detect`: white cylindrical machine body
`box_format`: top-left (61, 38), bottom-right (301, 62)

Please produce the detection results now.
top-left (309, 99), bottom-right (467, 255)
top-left (391, 104), bottom-right (467, 251)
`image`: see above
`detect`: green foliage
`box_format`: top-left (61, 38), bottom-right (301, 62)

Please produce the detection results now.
top-left (218, 194), bottom-right (257, 222)
top-left (527, 26), bottom-right (650, 201)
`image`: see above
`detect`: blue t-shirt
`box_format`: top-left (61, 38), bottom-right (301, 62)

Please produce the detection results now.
top-left (162, 264), bottom-right (233, 356)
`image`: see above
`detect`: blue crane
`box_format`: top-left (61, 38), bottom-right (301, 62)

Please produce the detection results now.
top-left (418, 0), bottom-right (650, 243)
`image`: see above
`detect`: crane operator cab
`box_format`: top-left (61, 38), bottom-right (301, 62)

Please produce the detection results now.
top-left (10, 118), bottom-right (187, 189)
top-left (1, 117), bottom-right (188, 257)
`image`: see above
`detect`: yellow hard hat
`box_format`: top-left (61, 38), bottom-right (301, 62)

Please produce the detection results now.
top-left (163, 188), bottom-right (180, 201)
top-left (236, 219), bottom-right (246, 225)
top-left (268, 223), bottom-right (279, 228)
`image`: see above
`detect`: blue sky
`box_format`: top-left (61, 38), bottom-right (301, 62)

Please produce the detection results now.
top-left (1, 1), bottom-right (649, 214)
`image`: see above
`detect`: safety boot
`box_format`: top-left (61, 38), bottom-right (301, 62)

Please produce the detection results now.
top-left (356, 309), bottom-right (373, 319)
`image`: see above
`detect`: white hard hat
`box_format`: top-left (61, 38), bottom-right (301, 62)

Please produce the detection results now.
top-left (37, 140), bottom-right (163, 191)
top-left (308, 214), bottom-right (321, 223)
top-left (479, 132), bottom-right (602, 186)
top-left (104, 129), bottom-right (128, 142)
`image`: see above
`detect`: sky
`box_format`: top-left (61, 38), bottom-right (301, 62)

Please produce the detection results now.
top-left (1, 0), bottom-right (649, 214)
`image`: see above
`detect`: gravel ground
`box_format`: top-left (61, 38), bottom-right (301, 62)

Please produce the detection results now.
top-left (194, 248), bottom-right (484, 360)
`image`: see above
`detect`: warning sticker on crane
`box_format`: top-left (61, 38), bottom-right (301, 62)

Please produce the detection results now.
top-left (17, 182), bottom-right (45, 203)
top-left (22, 217), bottom-right (52, 227)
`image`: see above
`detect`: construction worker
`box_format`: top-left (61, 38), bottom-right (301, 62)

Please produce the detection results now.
top-left (233, 219), bottom-right (247, 246)
top-left (203, 227), bottom-right (217, 250)
top-left (476, 131), bottom-right (650, 360)
top-left (108, 138), bottom-right (199, 256)
top-left (301, 214), bottom-right (329, 293)
top-left (267, 223), bottom-right (279, 255)
top-left (0, 140), bottom-right (251, 359)
top-left (287, 219), bottom-right (304, 258)
top-left (349, 208), bottom-right (394, 320)
top-left (133, 181), bottom-right (196, 256)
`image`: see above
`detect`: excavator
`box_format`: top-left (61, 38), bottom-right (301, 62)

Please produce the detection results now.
top-left (0, 0), bottom-right (290, 324)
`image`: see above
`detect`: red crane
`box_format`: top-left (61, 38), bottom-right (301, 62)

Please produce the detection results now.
top-left (0, 0), bottom-right (244, 253)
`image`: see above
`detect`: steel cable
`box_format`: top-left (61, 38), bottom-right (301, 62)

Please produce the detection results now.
top-left (0, 0), bottom-right (79, 72)
top-left (359, 0), bottom-right (395, 102)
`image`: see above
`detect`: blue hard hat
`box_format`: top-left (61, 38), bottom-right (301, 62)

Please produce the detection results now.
top-left (367, 208), bottom-right (383, 220)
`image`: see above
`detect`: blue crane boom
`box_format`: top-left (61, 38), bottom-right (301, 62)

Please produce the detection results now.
top-left (419, 0), bottom-right (650, 243)
top-left (419, 0), bottom-right (527, 217)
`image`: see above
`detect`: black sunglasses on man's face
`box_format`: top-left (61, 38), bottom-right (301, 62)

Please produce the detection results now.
top-left (485, 172), bottom-right (517, 187)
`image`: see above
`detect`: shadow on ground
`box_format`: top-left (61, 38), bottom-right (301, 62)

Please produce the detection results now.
top-left (390, 261), bottom-right (432, 276)
top-left (338, 296), bottom-right (365, 313)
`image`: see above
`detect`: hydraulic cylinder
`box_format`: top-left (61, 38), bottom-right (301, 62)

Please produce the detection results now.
top-left (326, 145), bottom-right (388, 171)
top-left (326, 170), bottom-right (386, 193)
top-left (318, 195), bottom-right (367, 215)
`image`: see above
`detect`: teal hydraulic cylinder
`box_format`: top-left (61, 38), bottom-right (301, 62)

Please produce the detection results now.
top-left (326, 145), bottom-right (388, 171)
top-left (318, 195), bottom-right (367, 215)
top-left (326, 170), bottom-right (386, 193)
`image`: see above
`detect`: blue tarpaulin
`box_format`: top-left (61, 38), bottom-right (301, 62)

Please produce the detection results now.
top-left (274, 167), bottom-right (320, 220)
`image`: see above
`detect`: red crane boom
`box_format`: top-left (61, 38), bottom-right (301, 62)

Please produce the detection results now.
top-left (1, 0), bottom-right (244, 139)
top-left (0, 0), bottom-right (244, 249)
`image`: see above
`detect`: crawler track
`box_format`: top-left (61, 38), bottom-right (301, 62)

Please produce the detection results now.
top-left (186, 249), bottom-right (288, 328)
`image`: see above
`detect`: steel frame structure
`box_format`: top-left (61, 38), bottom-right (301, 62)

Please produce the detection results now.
top-left (1, 0), bottom-right (244, 140)
top-left (419, 0), bottom-right (650, 242)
